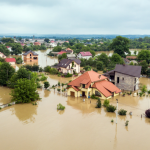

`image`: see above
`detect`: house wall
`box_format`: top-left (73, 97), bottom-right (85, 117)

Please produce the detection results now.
top-left (115, 72), bottom-right (139, 91)
top-left (9, 62), bottom-right (15, 65)
top-left (77, 53), bottom-right (92, 60)
top-left (23, 52), bottom-right (38, 62)
top-left (0, 53), bottom-right (6, 58)
top-left (67, 86), bottom-right (113, 99)
top-left (60, 61), bottom-right (80, 74)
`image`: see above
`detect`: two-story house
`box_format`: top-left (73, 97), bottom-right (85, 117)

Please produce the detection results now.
top-left (23, 50), bottom-right (38, 62)
top-left (103, 64), bottom-right (142, 91)
top-left (67, 70), bottom-right (121, 99)
top-left (57, 59), bottom-right (81, 74)
top-left (77, 52), bottom-right (92, 60)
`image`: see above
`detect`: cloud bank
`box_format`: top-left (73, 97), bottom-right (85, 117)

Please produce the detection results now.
top-left (0, 0), bottom-right (150, 34)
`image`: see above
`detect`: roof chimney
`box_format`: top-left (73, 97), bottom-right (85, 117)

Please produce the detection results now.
top-left (99, 75), bottom-right (101, 79)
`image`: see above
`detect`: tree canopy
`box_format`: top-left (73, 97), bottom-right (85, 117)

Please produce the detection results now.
top-left (0, 44), bottom-right (10, 56)
top-left (109, 36), bottom-right (130, 57)
top-left (137, 50), bottom-right (150, 63)
top-left (44, 38), bottom-right (49, 43)
top-left (0, 62), bottom-right (15, 86)
top-left (10, 78), bottom-right (40, 103)
top-left (1, 38), bottom-right (14, 43)
top-left (11, 43), bottom-right (23, 55)
top-left (111, 53), bottom-right (124, 64)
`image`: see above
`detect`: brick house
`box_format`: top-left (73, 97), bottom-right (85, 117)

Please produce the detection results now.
top-left (23, 50), bottom-right (38, 62)
top-left (103, 64), bottom-right (142, 91)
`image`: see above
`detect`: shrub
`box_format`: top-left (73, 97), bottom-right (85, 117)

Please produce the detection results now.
top-left (111, 119), bottom-right (114, 123)
top-left (44, 81), bottom-right (50, 89)
top-left (141, 85), bottom-right (147, 93)
top-left (8, 103), bottom-right (12, 106)
top-left (93, 68), bottom-right (98, 72)
top-left (103, 99), bottom-right (109, 107)
top-left (139, 92), bottom-right (143, 97)
top-left (106, 105), bottom-right (116, 112)
top-left (95, 98), bottom-right (101, 108)
top-left (57, 88), bottom-right (61, 92)
top-left (118, 109), bottom-right (127, 115)
top-left (64, 73), bottom-right (72, 77)
top-left (0, 107), bottom-right (1, 109)
top-left (57, 103), bottom-right (65, 110)
top-left (61, 83), bottom-right (64, 87)
top-left (148, 90), bottom-right (150, 94)
top-left (91, 94), bottom-right (99, 99)
top-left (125, 120), bottom-right (129, 126)
top-left (145, 109), bottom-right (150, 118)
top-left (58, 82), bottom-right (60, 86)
top-left (40, 74), bottom-right (47, 81)
top-left (39, 67), bottom-right (43, 72)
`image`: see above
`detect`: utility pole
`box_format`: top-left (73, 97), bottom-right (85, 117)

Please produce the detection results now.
top-left (116, 99), bottom-right (118, 124)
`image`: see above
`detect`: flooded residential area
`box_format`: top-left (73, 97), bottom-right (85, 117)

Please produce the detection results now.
top-left (0, 49), bottom-right (150, 150)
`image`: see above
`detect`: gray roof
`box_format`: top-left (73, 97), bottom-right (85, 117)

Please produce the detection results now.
top-left (114, 64), bottom-right (141, 77)
top-left (23, 50), bottom-right (38, 56)
top-left (103, 70), bottom-right (115, 76)
top-left (58, 59), bottom-right (81, 68)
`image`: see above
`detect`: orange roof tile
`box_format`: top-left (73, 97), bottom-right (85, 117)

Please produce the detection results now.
top-left (92, 80), bottom-right (121, 97)
top-left (68, 71), bottom-right (108, 87)
top-left (92, 83), bottom-right (112, 97)
top-left (81, 79), bottom-right (90, 84)
top-left (71, 86), bottom-right (80, 91)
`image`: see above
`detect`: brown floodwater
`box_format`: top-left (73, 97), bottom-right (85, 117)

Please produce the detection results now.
top-left (95, 49), bottom-right (141, 56)
top-left (0, 75), bottom-right (150, 150)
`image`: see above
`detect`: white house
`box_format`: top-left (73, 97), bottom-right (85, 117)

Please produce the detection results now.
top-left (77, 52), bottom-right (92, 60)
top-left (50, 41), bottom-right (57, 47)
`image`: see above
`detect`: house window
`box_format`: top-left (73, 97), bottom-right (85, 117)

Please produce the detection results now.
top-left (82, 84), bottom-right (85, 88)
top-left (135, 78), bottom-right (136, 83)
top-left (95, 91), bottom-right (102, 97)
top-left (122, 77), bottom-right (124, 81)
top-left (74, 64), bottom-right (76, 67)
top-left (117, 77), bottom-right (119, 83)
top-left (30, 54), bottom-right (31, 56)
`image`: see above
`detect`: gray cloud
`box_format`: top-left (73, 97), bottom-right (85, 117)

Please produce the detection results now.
top-left (0, 0), bottom-right (150, 34)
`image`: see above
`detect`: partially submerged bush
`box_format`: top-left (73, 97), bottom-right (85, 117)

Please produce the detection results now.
top-left (125, 120), bottom-right (129, 126)
top-left (57, 103), bottom-right (65, 110)
top-left (145, 109), bottom-right (150, 118)
top-left (95, 98), bottom-right (101, 108)
top-left (111, 119), bottom-right (114, 123)
top-left (103, 99), bottom-right (109, 107)
top-left (91, 94), bottom-right (99, 99)
top-left (44, 81), bottom-right (50, 89)
top-left (118, 109), bottom-right (127, 115)
top-left (57, 88), bottom-right (61, 92)
top-left (8, 103), bottom-right (12, 106)
top-left (106, 105), bottom-right (116, 112)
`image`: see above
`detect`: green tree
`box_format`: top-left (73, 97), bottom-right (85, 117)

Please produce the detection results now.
top-left (0, 57), bottom-right (5, 62)
top-left (97, 53), bottom-right (109, 66)
top-left (111, 53), bottom-right (124, 64)
top-left (90, 50), bottom-right (96, 57)
top-left (15, 57), bottom-right (23, 64)
top-left (44, 38), bottom-right (49, 43)
top-left (109, 36), bottom-right (130, 57)
top-left (139, 60), bottom-right (148, 75)
top-left (134, 51), bottom-right (137, 55)
top-left (137, 50), bottom-right (150, 63)
top-left (44, 81), bottom-right (50, 89)
top-left (62, 53), bottom-right (67, 59)
top-left (10, 78), bottom-right (40, 103)
top-left (11, 43), bottom-right (23, 55)
top-left (1, 38), bottom-right (14, 43)
top-left (0, 62), bottom-right (15, 86)
top-left (53, 46), bottom-right (62, 52)
top-left (96, 61), bottom-right (104, 71)
top-left (0, 44), bottom-right (10, 56)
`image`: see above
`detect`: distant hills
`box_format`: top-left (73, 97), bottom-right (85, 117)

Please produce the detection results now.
top-left (1, 34), bottom-right (150, 39)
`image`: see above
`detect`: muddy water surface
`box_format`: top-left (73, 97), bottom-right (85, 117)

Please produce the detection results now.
top-left (1, 64), bottom-right (150, 150)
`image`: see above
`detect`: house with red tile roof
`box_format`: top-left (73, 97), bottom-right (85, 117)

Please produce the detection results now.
top-left (58, 51), bottom-right (66, 55)
top-left (77, 51), bottom-right (92, 59)
top-left (5, 58), bottom-right (16, 66)
top-left (67, 70), bottom-right (121, 98)
top-left (34, 42), bottom-right (41, 46)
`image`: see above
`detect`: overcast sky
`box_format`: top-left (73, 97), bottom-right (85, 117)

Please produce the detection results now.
top-left (0, 0), bottom-right (150, 35)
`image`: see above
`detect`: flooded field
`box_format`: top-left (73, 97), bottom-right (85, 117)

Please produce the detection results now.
top-left (0, 75), bottom-right (150, 150)
top-left (96, 49), bottom-right (141, 56)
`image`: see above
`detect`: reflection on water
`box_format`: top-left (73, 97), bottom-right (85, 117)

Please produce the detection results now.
top-left (1, 77), bottom-right (150, 150)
